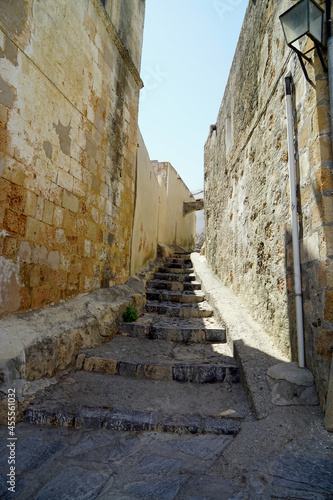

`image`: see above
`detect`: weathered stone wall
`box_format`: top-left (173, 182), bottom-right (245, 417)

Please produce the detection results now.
top-left (131, 134), bottom-right (196, 275)
top-left (130, 129), bottom-right (159, 274)
top-left (205, 0), bottom-right (332, 406)
top-left (0, 0), bottom-right (145, 316)
top-left (192, 189), bottom-right (205, 250)
top-left (153, 161), bottom-right (196, 252)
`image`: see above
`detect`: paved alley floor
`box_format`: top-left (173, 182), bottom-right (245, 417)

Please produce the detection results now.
top-left (1, 254), bottom-right (333, 499)
top-left (1, 404), bottom-right (333, 499)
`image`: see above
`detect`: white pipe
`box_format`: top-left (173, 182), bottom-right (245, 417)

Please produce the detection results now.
top-left (328, 36), bottom-right (333, 155)
top-left (285, 75), bottom-right (305, 368)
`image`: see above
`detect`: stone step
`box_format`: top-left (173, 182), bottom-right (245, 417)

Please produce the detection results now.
top-left (75, 337), bottom-right (238, 384)
top-left (158, 267), bottom-right (194, 275)
top-left (119, 322), bottom-right (226, 343)
top-left (153, 272), bottom-right (196, 282)
top-left (165, 257), bottom-right (192, 265)
top-left (172, 252), bottom-right (192, 259)
top-left (24, 371), bottom-right (250, 435)
top-left (146, 300), bottom-right (214, 318)
top-left (147, 279), bottom-right (201, 292)
top-left (146, 289), bottom-right (205, 304)
top-left (162, 262), bottom-right (193, 269)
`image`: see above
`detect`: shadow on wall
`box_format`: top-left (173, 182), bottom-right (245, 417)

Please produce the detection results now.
top-left (284, 227), bottom-right (298, 364)
top-left (284, 80), bottom-right (300, 366)
top-left (233, 338), bottom-right (289, 418)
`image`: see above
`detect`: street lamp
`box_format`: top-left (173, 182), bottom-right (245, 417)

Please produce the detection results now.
top-left (280, 0), bottom-right (327, 80)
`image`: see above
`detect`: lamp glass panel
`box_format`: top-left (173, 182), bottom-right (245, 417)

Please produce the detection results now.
top-left (280, 0), bottom-right (308, 45)
top-left (309, 0), bottom-right (323, 42)
top-left (292, 34), bottom-right (315, 54)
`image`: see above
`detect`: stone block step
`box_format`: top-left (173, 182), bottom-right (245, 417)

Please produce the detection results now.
top-left (147, 279), bottom-right (201, 292)
top-left (153, 273), bottom-right (196, 282)
top-left (119, 321), bottom-right (226, 343)
top-left (158, 267), bottom-right (194, 275)
top-left (165, 257), bottom-right (192, 265)
top-left (24, 405), bottom-right (240, 436)
top-left (172, 252), bottom-right (191, 259)
top-left (146, 300), bottom-right (214, 318)
top-left (24, 371), bottom-right (250, 434)
top-left (146, 289), bottom-right (205, 304)
top-left (76, 337), bottom-right (238, 384)
top-left (162, 262), bottom-right (193, 269)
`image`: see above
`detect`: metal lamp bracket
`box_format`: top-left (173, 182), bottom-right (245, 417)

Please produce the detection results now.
top-left (290, 41), bottom-right (327, 83)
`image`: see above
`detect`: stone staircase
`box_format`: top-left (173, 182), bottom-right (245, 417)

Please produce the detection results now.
top-left (24, 252), bottom-right (251, 434)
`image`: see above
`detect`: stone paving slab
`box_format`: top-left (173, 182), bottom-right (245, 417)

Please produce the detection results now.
top-left (1, 404), bottom-right (332, 499)
top-left (0, 425), bottom-right (236, 499)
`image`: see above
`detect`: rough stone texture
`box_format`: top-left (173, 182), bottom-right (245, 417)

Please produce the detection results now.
top-left (24, 369), bottom-right (250, 423)
top-left (0, 0), bottom-right (145, 315)
top-left (152, 161), bottom-right (196, 252)
top-left (268, 362), bottom-right (317, 386)
top-left (192, 252), bottom-right (288, 419)
top-left (204, 0), bottom-right (333, 408)
top-left (325, 351), bottom-right (333, 431)
top-left (77, 336), bottom-right (238, 383)
top-left (267, 362), bottom-right (320, 406)
top-left (0, 273), bottom-right (147, 424)
top-left (0, 410), bottom-right (332, 499)
top-left (131, 131), bottom-right (196, 275)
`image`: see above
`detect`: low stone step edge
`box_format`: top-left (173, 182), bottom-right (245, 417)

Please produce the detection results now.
top-left (145, 303), bottom-right (213, 318)
top-left (24, 405), bottom-right (241, 435)
top-left (118, 323), bottom-right (226, 343)
top-left (76, 355), bottom-right (240, 384)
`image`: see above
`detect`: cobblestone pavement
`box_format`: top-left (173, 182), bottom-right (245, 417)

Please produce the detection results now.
top-left (0, 404), bottom-right (333, 499)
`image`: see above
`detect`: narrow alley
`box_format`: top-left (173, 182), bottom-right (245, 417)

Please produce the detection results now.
top-left (0, 252), bottom-right (332, 499)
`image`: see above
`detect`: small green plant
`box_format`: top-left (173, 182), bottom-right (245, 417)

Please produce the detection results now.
top-left (123, 305), bottom-right (139, 322)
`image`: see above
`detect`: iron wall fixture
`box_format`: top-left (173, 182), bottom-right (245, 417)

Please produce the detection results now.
top-left (280, 0), bottom-right (327, 81)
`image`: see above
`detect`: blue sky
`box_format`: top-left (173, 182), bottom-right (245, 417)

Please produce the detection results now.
top-left (138, 0), bottom-right (248, 192)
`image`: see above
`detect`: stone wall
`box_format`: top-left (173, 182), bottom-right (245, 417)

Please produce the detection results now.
top-left (131, 133), bottom-right (196, 275)
top-left (153, 161), bottom-right (196, 252)
top-left (130, 129), bottom-right (159, 274)
top-left (192, 189), bottom-right (205, 250)
top-left (204, 0), bottom-right (333, 406)
top-left (0, 0), bottom-right (145, 316)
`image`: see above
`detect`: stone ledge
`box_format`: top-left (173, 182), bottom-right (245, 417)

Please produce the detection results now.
top-left (0, 260), bottom-right (162, 424)
top-left (24, 405), bottom-right (241, 435)
top-left (191, 252), bottom-right (289, 420)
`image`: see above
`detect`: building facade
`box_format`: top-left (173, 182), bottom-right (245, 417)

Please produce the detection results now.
top-left (205, 0), bottom-right (333, 406)
top-left (131, 131), bottom-right (196, 275)
top-left (0, 0), bottom-right (145, 315)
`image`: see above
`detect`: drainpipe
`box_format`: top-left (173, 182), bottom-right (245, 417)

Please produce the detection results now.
top-left (285, 75), bottom-right (305, 368)
top-left (326, 0), bottom-right (333, 154)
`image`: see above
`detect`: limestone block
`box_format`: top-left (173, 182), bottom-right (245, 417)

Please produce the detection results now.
top-left (83, 356), bottom-right (118, 375)
top-left (267, 362), bottom-right (319, 406)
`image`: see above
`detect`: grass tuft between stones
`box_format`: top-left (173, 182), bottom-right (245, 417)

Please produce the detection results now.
top-left (123, 306), bottom-right (139, 322)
